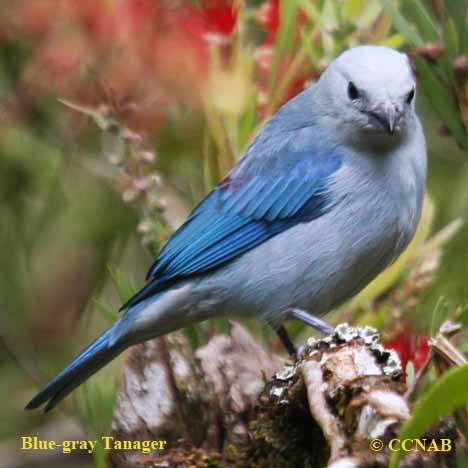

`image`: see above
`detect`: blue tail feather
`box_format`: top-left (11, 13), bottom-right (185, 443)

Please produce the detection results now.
top-left (25, 325), bottom-right (127, 413)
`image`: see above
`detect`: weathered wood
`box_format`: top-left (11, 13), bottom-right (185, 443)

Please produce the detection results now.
top-left (109, 323), bottom-right (459, 468)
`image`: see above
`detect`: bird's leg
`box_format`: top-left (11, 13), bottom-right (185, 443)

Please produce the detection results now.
top-left (272, 310), bottom-right (333, 359)
top-left (273, 324), bottom-right (297, 358)
top-left (287, 308), bottom-right (334, 336)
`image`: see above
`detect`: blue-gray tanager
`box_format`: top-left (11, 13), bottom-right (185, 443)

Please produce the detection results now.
top-left (26, 45), bottom-right (427, 412)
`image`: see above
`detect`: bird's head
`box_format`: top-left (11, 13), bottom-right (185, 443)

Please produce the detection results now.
top-left (317, 46), bottom-right (417, 140)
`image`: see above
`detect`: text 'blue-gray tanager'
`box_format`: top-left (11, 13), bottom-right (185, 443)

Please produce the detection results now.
top-left (26, 45), bottom-right (427, 412)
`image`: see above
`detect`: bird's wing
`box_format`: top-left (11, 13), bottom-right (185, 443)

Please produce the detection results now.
top-left (121, 128), bottom-right (343, 310)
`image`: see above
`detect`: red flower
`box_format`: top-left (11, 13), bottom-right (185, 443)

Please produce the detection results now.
top-left (255, 0), bottom-right (279, 35)
top-left (385, 332), bottom-right (430, 372)
top-left (255, 0), bottom-right (306, 44)
top-left (170, 0), bottom-right (237, 45)
top-left (201, 0), bottom-right (238, 36)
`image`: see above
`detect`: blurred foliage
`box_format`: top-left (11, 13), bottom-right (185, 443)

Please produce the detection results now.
top-left (0, 1), bottom-right (467, 467)
top-left (390, 363), bottom-right (468, 468)
top-left (382, 0), bottom-right (468, 150)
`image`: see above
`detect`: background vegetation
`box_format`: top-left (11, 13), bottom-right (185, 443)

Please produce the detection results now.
top-left (0, 1), bottom-right (467, 467)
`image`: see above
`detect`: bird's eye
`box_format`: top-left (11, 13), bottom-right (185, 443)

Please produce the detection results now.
top-left (406, 88), bottom-right (415, 104)
top-left (347, 81), bottom-right (360, 101)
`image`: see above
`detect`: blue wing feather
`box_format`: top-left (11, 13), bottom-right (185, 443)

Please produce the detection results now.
top-left (122, 125), bottom-right (343, 311)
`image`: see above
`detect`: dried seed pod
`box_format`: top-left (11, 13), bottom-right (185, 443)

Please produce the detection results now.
top-left (415, 42), bottom-right (445, 62)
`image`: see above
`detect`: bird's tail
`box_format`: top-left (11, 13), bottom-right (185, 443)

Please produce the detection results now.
top-left (25, 321), bottom-right (130, 413)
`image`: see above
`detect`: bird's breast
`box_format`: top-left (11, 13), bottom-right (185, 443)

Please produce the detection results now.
top-left (273, 146), bottom-right (424, 314)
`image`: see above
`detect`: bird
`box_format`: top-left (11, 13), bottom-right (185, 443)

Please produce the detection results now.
top-left (26, 45), bottom-right (427, 412)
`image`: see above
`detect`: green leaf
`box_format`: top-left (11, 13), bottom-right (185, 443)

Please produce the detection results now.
top-left (268, 0), bottom-right (299, 93)
top-left (442, 0), bottom-right (468, 50)
top-left (464, 6), bottom-right (468, 53)
top-left (300, 32), bottom-right (322, 66)
top-left (390, 364), bottom-right (468, 468)
top-left (408, 0), bottom-right (440, 42)
top-left (380, 0), bottom-right (425, 47)
top-left (458, 452), bottom-right (468, 468)
top-left (80, 376), bottom-right (117, 468)
top-left (443, 16), bottom-right (460, 57)
top-left (184, 324), bottom-right (203, 350)
top-left (277, 0), bottom-right (300, 54)
top-left (238, 91), bottom-right (258, 150)
top-left (416, 58), bottom-right (468, 148)
top-left (380, 33), bottom-right (406, 48)
top-left (321, 0), bottom-right (339, 32)
top-left (298, 0), bottom-right (322, 26)
top-left (212, 317), bottom-right (232, 335)
top-left (108, 267), bottom-right (137, 304)
top-left (343, 0), bottom-right (365, 20)
top-left (353, 0), bottom-right (381, 29)
top-left (94, 299), bottom-right (119, 324)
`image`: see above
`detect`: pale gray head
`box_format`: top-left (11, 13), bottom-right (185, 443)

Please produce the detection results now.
top-left (317, 46), bottom-right (416, 137)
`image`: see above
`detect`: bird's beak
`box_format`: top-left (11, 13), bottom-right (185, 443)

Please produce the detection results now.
top-left (369, 104), bottom-right (401, 135)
